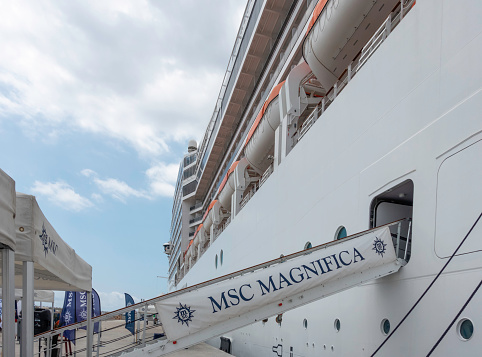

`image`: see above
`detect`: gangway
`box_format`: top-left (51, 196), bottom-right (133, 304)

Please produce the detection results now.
top-left (36, 220), bottom-right (411, 357)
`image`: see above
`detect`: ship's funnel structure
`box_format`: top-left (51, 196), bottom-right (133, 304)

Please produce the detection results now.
top-left (303, 0), bottom-right (399, 91)
top-left (245, 82), bottom-right (284, 174)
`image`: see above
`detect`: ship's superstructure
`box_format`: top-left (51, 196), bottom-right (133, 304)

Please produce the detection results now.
top-left (162, 0), bottom-right (482, 355)
top-left (166, 0), bottom-right (414, 287)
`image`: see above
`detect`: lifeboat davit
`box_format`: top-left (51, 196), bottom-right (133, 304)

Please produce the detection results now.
top-left (244, 82), bottom-right (284, 174)
top-left (303, 0), bottom-right (400, 91)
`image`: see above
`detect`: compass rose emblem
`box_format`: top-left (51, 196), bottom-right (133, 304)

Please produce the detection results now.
top-left (372, 237), bottom-right (387, 257)
top-left (64, 310), bottom-right (73, 324)
top-left (173, 303), bottom-right (195, 327)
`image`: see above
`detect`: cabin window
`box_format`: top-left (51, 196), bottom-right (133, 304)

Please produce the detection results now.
top-left (381, 319), bottom-right (390, 335)
top-left (457, 318), bottom-right (474, 341)
top-left (334, 319), bottom-right (341, 332)
top-left (215, 254), bottom-right (218, 269)
top-left (370, 180), bottom-right (413, 262)
top-left (335, 226), bottom-right (347, 240)
top-left (303, 318), bottom-right (308, 329)
top-left (220, 250), bottom-right (224, 265)
top-left (304, 241), bottom-right (312, 250)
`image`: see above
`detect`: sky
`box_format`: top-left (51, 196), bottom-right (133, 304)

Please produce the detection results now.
top-left (0, 0), bottom-right (247, 311)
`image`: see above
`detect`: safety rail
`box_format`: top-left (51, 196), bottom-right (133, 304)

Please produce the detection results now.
top-left (189, 202), bottom-right (203, 212)
top-left (259, 165), bottom-right (273, 187)
top-left (240, 185), bottom-right (257, 210)
top-left (188, 215), bottom-right (202, 225)
top-left (214, 216), bottom-right (232, 240)
top-left (35, 219), bottom-right (410, 357)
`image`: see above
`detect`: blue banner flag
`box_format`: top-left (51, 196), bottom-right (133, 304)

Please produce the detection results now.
top-left (75, 291), bottom-right (88, 330)
top-left (60, 291), bottom-right (76, 344)
top-left (92, 289), bottom-right (101, 334)
top-left (125, 293), bottom-right (135, 335)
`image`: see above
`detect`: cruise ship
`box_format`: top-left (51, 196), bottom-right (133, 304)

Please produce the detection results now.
top-left (26, 0), bottom-right (480, 356)
top-left (163, 0), bottom-right (482, 355)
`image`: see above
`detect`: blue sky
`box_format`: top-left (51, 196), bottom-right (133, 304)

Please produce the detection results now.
top-left (0, 0), bottom-right (246, 310)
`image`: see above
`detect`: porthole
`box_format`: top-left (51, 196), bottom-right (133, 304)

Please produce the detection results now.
top-left (215, 254), bottom-right (218, 269)
top-left (335, 226), bottom-right (347, 240)
top-left (303, 318), bottom-right (308, 329)
top-left (457, 318), bottom-right (474, 341)
top-left (304, 241), bottom-right (312, 250)
top-left (276, 314), bottom-right (283, 325)
top-left (334, 318), bottom-right (341, 332)
top-left (381, 319), bottom-right (390, 335)
top-left (220, 250), bottom-right (224, 265)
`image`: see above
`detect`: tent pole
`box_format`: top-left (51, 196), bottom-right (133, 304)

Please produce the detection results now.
top-left (96, 321), bottom-right (101, 357)
top-left (21, 261), bottom-right (35, 357)
top-left (2, 248), bottom-right (16, 357)
top-left (48, 301), bottom-right (54, 357)
top-left (86, 291), bottom-right (93, 357)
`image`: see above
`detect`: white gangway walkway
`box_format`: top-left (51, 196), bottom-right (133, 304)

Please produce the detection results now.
top-left (37, 219), bottom-right (411, 357)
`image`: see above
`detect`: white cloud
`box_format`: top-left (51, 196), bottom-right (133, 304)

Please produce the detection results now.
top-left (91, 193), bottom-right (103, 203)
top-left (146, 162), bottom-right (180, 197)
top-left (92, 177), bottom-right (149, 202)
top-left (0, 0), bottom-right (246, 158)
top-left (97, 291), bottom-right (140, 311)
top-left (81, 161), bottom-right (179, 202)
top-left (31, 181), bottom-right (93, 211)
top-left (81, 168), bottom-right (97, 178)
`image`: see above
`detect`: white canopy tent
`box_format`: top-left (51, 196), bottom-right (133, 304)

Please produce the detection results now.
top-left (13, 193), bottom-right (92, 291)
top-left (0, 193), bottom-right (92, 356)
top-left (0, 288), bottom-right (55, 303)
top-left (0, 168), bottom-right (17, 356)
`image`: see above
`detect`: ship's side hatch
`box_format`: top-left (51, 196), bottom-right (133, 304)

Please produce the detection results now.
top-left (370, 180), bottom-right (413, 262)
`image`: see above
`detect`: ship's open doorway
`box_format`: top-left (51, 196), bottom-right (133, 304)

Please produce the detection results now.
top-left (370, 180), bottom-right (413, 262)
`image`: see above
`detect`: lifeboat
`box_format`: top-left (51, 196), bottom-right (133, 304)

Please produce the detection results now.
top-left (217, 161), bottom-right (239, 211)
top-left (192, 224), bottom-right (204, 251)
top-left (216, 158), bottom-right (251, 211)
top-left (202, 200), bottom-right (220, 231)
top-left (303, 0), bottom-right (400, 91)
top-left (184, 239), bottom-right (193, 261)
top-left (244, 82), bottom-right (284, 174)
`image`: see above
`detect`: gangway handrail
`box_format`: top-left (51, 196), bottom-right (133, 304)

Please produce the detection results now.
top-left (36, 218), bottom-right (410, 341)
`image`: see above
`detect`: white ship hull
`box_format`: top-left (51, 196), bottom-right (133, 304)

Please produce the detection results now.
top-left (175, 0), bottom-right (482, 355)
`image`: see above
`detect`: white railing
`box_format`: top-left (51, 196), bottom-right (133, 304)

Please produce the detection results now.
top-left (259, 165), bottom-right (273, 187)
